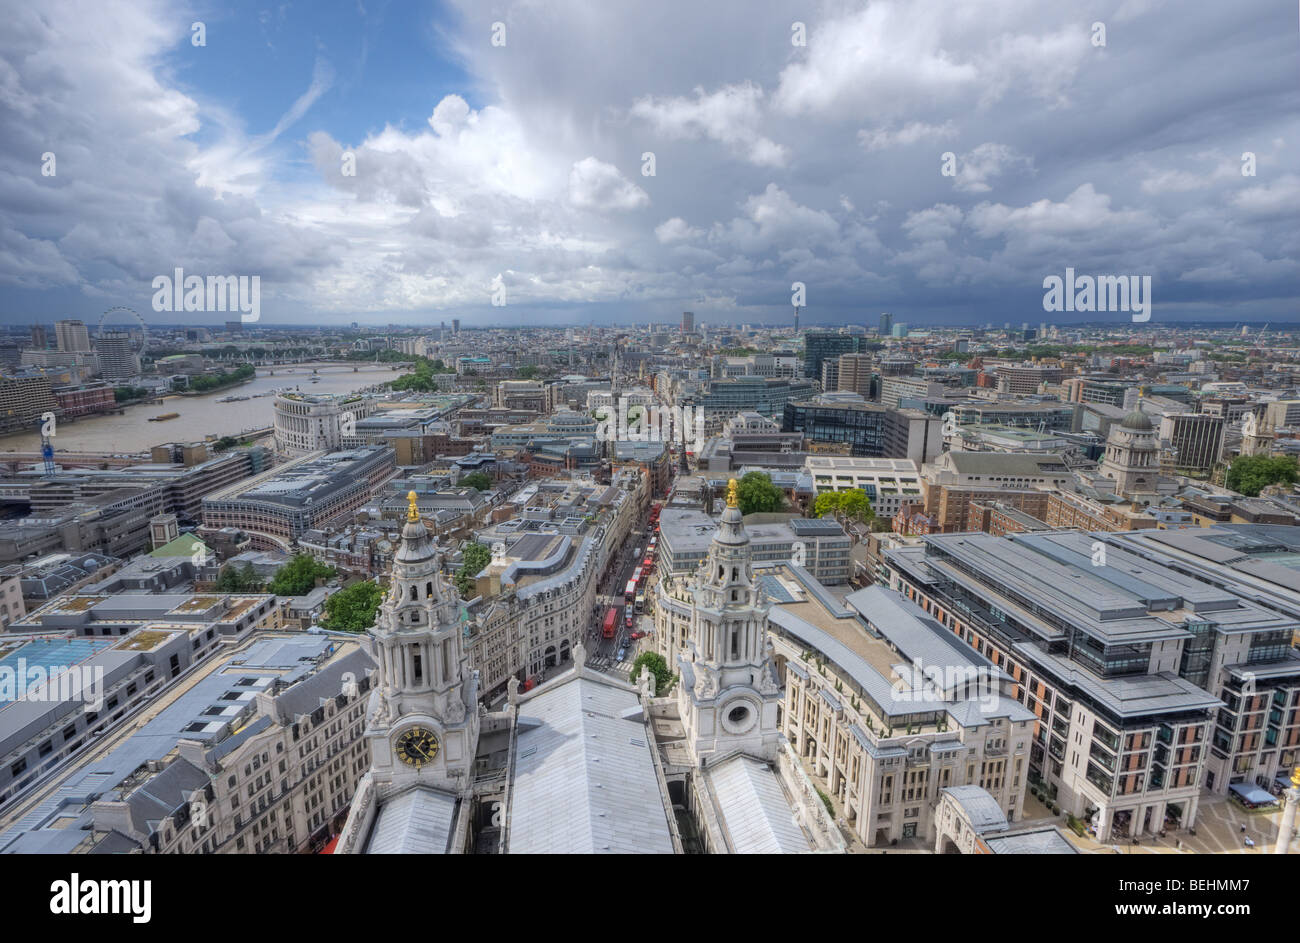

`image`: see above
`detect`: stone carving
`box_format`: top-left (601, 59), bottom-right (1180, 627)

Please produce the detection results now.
top-left (369, 686), bottom-right (395, 728)
top-left (695, 662), bottom-right (720, 699)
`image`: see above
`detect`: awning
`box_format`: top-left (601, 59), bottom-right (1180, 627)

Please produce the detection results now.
top-left (1229, 783), bottom-right (1277, 805)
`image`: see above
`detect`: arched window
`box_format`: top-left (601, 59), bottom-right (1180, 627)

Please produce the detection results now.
top-left (426, 581), bottom-right (433, 598)
top-left (409, 585), bottom-right (417, 601)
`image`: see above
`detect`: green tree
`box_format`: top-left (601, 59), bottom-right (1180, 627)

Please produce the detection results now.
top-left (813, 491), bottom-right (843, 519)
top-left (516, 365), bottom-right (539, 379)
top-left (460, 471), bottom-right (492, 491)
top-left (267, 553), bottom-right (336, 596)
top-left (320, 581), bottom-right (383, 632)
top-left (455, 542), bottom-right (492, 597)
top-left (628, 651), bottom-right (675, 694)
top-left (735, 471), bottom-right (784, 514)
top-left (813, 489), bottom-right (874, 527)
top-left (216, 561), bottom-right (263, 592)
top-left (114, 386), bottom-right (150, 403)
top-left (189, 363), bottom-right (255, 392)
top-left (1226, 455), bottom-right (1299, 497)
top-left (835, 488), bottom-right (874, 524)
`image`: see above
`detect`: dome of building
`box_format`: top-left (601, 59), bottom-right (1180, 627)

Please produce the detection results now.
top-left (1120, 408), bottom-right (1153, 432)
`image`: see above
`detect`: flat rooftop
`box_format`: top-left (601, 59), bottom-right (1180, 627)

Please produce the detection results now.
top-left (0, 635), bottom-right (355, 854)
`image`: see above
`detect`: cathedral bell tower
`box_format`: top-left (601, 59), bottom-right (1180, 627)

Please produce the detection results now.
top-left (677, 479), bottom-right (782, 766)
top-left (362, 492), bottom-right (479, 794)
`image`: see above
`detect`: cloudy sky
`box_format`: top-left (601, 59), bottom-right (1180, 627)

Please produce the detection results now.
top-left (1, 0), bottom-right (1297, 329)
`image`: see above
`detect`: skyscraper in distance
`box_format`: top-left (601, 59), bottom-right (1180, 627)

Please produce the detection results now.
top-left (55, 319), bottom-right (90, 353)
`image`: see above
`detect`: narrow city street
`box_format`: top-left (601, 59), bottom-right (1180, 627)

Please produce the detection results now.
top-left (585, 521), bottom-right (657, 678)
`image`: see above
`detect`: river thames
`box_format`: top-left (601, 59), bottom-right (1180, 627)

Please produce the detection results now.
top-left (0, 362), bottom-right (412, 454)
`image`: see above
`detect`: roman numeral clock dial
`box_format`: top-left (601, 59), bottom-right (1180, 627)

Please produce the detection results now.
top-left (395, 726), bottom-right (440, 768)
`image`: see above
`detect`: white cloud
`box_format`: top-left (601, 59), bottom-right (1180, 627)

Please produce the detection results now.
top-left (630, 83), bottom-right (787, 167)
top-left (967, 184), bottom-right (1152, 238)
top-left (568, 158), bottom-right (649, 211)
top-left (0, 0), bottom-right (1295, 324)
top-left (951, 143), bottom-right (1033, 193)
top-left (903, 204), bottom-right (963, 241)
top-left (858, 121), bottom-right (956, 152)
top-left (655, 217), bottom-right (702, 243)
top-left (1231, 174), bottom-right (1300, 219)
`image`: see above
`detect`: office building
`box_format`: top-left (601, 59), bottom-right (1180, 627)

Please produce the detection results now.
top-left (273, 392), bottom-right (378, 456)
top-left (803, 332), bottom-right (864, 381)
top-left (804, 456), bottom-right (923, 520)
top-left (55, 319), bottom-right (91, 353)
top-left (656, 507), bottom-right (851, 584)
top-left (884, 531), bottom-right (1300, 840)
top-left (1159, 413), bottom-right (1226, 475)
top-left (0, 373), bottom-right (57, 434)
top-left (201, 446), bottom-right (396, 548)
top-left (94, 330), bottom-right (139, 381)
top-left (783, 399), bottom-right (943, 464)
top-left (996, 364), bottom-right (1064, 395)
top-left (835, 353), bottom-right (875, 397)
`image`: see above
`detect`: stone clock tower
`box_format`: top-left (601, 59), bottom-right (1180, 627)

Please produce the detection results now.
top-left (362, 492), bottom-right (480, 794)
top-left (677, 479), bottom-right (782, 766)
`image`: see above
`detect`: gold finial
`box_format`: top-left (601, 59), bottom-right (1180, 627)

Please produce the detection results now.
top-left (726, 478), bottom-right (739, 508)
top-left (1291, 765), bottom-right (1300, 789)
top-left (407, 490), bottom-right (420, 522)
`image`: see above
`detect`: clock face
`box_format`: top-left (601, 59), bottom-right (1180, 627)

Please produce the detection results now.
top-left (395, 726), bottom-right (440, 768)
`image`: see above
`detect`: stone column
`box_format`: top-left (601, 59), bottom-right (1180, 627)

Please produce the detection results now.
top-left (1275, 786), bottom-right (1299, 855)
top-left (1094, 804), bottom-right (1111, 843)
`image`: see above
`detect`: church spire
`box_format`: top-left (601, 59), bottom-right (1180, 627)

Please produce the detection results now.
top-left (677, 477), bottom-right (781, 765)
top-left (354, 490), bottom-right (480, 794)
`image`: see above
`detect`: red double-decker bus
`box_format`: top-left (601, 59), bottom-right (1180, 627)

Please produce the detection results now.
top-left (624, 579), bottom-right (637, 604)
top-left (602, 607), bottom-right (618, 640)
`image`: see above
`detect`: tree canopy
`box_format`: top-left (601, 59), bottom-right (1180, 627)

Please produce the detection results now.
top-left (320, 581), bottom-right (383, 632)
top-left (267, 553), bottom-right (336, 596)
top-left (455, 542), bottom-right (492, 597)
top-left (1226, 455), bottom-right (1299, 497)
top-left (389, 355), bottom-right (455, 392)
top-left (735, 471), bottom-right (785, 515)
top-left (460, 471), bottom-right (492, 491)
top-left (812, 488), bottom-right (875, 524)
top-left (189, 364), bottom-right (255, 392)
top-left (629, 651), bottom-right (675, 695)
top-left (216, 561), bottom-right (263, 592)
